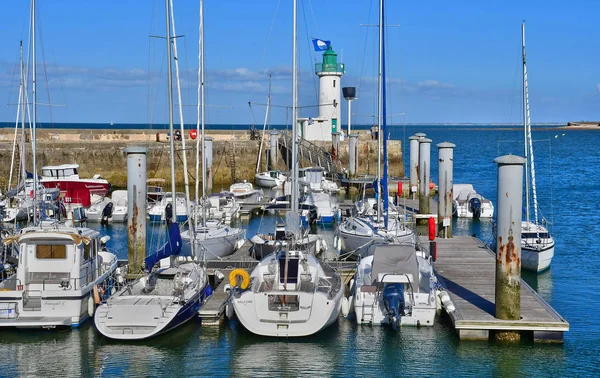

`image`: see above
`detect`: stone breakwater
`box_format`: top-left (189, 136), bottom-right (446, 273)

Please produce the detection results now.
top-left (0, 129), bottom-right (404, 189)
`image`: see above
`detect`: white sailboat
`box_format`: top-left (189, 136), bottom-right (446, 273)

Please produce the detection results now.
top-left (94, 0), bottom-right (211, 340)
top-left (180, 0), bottom-right (245, 258)
top-left (520, 22), bottom-right (555, 272)
top-left (337, 0), bottom-right (413, 257)
top-left (231, 0), bottom-right (343, 337)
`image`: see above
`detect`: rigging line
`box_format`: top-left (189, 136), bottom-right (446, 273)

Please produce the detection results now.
top-left (249, 0), bottom-right (281, 102)
top-left (5, 48), bottom-right (20, 109)
top-left (357, 0), bottom-right (374, 108)
top-left (300, 0), bottom-right (318, 101)
top-left (36, 6), bottom-right (55, 128)
top-left (147, 0), bottom-right (158, 127)
top-left (307, 0), bottom-right (319, 36)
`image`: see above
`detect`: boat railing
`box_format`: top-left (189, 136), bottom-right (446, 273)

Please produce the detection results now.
top-left (0, 276), bottom-right (22, 290)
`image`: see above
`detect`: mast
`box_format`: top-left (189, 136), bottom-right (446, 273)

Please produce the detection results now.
top-left (256, 74), bottom-right (272, 174)
top-left (290, 0), bottom-right (299, 218)
top-left (200, 0), bottom-right (206, 227)
top-left (381, 0), bottom-right (389, 228)
top-left (20, 40), bottom-right (27, 189)
top-left (169, 0), bottom-right (191, 211)
top-left (376, 0), bottom-right (383, 224)
top-left (32, 0), bottom-right (38, 226)
top-left (522, 21), bottom-right (538, 224)
top-left (165, 0), bottom-right (177, 220)
top-left (8, 42), bottom-right (24, 191)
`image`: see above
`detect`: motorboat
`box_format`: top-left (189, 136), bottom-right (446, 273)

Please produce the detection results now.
top-left (255, 170), bottom-right (287, 189)
top-left (304, 191), bottom-right (338, 224)
top-left (230, 248), bottom-right (343, 337)
top-left (205, 194), bottom-right (240, 226)
top-left (39, 164), bottom-right (109, 208)
top-left (94, 224), bottom-right (211, 340)
top-left (452, 184), bottom-right (494, 218)
top-left (181, 219), bottom-right (245, 259)
top-left (299, 167), bottom-right (339, 194)
top-left (345, 243), bottom-right (438, 327)
top-left (148, 192), bottom-right (188, 223)
top-left (86, 190), bottom-right (128, 223)
top-left (0, 223), bottom-right (118, 328)
top-left (228, 181), bottom-right (263, 204)
top-left (147, 178), bottom-right (167, 204)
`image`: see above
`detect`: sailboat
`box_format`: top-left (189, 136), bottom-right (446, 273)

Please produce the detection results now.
top-left (337, 0), bottom-right (413, 258)
top-left (230, 0), bottom-right (343, 337)
top-left (94, 0), bottom-right (211, 340)
top-left (180, 0), bottom-right (245, 259)
top-left (520, 22), bottom-right (555, 272)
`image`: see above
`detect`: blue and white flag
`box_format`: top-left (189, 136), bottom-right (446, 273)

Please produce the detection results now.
top-left (312, 38), bottom-right (331, 51)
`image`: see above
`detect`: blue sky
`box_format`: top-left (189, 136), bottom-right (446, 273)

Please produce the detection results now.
top-left (0, 0), bottom-right (598, 125)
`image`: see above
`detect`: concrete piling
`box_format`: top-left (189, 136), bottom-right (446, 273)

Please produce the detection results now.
top-left (494, 154), bottom-right (526, 343)
top-left (269, 130), bottom-right (279, 171)
top-left (418, 138), bottom-right (432, 217)
top-left (437, 142), bottom-right (455, 238)
top-left (331, 132), bottom-right (341, 162)
top-left (409, 135), bottom-right (420, 199)
top-left (124, 146), bottom-right (147, 277)
top-left (204, 136), bottom-right (213, 194)
top-left (348, 133), bottom-right (359, 177)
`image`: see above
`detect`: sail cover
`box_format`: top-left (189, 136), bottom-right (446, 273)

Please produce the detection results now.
top-left (144, 223), bottom-right (182, 270)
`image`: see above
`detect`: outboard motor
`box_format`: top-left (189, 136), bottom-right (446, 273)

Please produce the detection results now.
top-left (469, 197), bottom-right (482, 218)
top-left (101, 202), bottom-right (114, 225)
top-left (383, 283), bottom-right (405, 327)
top-left (165, 203), bottom-right (173, 226)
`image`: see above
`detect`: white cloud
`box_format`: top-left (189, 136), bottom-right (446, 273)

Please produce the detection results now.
top-left (416, 80), bottom-right (455, 90)
top-left (596, 83), bottom-right (600, 93)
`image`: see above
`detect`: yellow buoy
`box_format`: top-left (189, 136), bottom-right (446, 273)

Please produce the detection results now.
top-left (229, 268), bottom-right (250, 290)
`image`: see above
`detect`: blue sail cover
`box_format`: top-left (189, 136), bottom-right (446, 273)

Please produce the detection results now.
top-left (144, 223), bottom-right (183, 270)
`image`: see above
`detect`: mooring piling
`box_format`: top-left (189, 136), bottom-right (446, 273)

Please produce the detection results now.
top-left (331, 132), bottom-right (341, 162)
top-left (494, 154), bottom-right (526, 342)
top-left (268, 130), bottom-right (279, 171)
top-left (418, 137), bottom-right (432, 218)
top-left (348, 133), bottom-right (359, 177)
top-left (125, 146), bottom-right (147, 278)
top-left (437, 142), bottom-right (455, 238)
top-left (204, 136), bottom-right (213, 194)
top-left (409, 135), bottom-right (420, 199)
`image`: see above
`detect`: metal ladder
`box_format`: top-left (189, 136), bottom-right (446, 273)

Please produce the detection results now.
top-left (361, 295), bottom-right (375, 324)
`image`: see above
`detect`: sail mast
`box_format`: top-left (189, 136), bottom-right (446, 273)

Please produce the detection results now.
top-left (200, 0), bottom-right (206, 227)
top-left (256, 74), bottom-right (272, 174)
top-left (381, 0), bottom-right (389, 228)
top-left (376, 0), bottom-right (383, 224)
top-left (165, 0), bottom-right (177, 220)
top-left (32, 0), bottom-right (38, 225)
top-left (8, 42), bottom-right (24, 191)
top-left (522, 21), bottom-right (538, 224)
top-left (169, 0), bottom-right (191, 211)
top-left (290, 0), bottom-right (299, 218)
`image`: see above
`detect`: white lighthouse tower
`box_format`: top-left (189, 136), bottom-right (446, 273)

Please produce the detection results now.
top-left (301, 45), bottom-right (345, 141)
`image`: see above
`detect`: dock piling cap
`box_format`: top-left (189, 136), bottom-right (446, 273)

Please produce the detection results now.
top-left (124, 146), bottom-right (147, 154)
top-left (409, 135), bottom-right (419, 141)
top-left (494, 154), bottom-right (526, 165)
top-left (437, 142), bottom-right (456, 149)
top-left (419, 138), bottom-right (433, 144)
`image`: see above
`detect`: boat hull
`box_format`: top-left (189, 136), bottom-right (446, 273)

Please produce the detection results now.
top-left (521, 245), bottom-right (554, 272)
top-left (181, 228), bottom-right (245, 259)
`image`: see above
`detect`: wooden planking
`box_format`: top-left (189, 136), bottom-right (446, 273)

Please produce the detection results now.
top-left (423, 235), bottom-right (569, 341)
top-left (198, 271), bottom-right (232, 326)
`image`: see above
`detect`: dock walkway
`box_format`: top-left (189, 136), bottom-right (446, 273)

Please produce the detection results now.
top-left (425, 235), bottom-right (569, 342)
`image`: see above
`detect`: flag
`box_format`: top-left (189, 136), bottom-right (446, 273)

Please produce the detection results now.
top-left (312, 38), bottom-right (331, 51)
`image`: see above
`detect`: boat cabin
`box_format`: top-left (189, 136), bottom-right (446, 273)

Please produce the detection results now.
top-left (41, 164), bottom-right (80, 180)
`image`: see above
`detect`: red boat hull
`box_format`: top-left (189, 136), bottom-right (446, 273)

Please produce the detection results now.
top-left (41, 179), bottom-right (109, 207)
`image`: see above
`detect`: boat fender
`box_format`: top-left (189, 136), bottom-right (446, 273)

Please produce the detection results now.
top-left (93, 285), bottom-right (102, 305)
top-left (341, 297), bottom-right (350, 318)
top-left (223, 284), bottom-right (231, 293)
top-left (88, 296), bottom-right (95, 317)
top-left (225, 301), bottom-right (234, 319)
top-left (229, 268), bottom-right (250, 290)
top-left (333, 235), bottom-right (339, 251)
top-left (215, 270), bottom-right (225, 281)
top-left (439, 291), bottom-right (455, 313)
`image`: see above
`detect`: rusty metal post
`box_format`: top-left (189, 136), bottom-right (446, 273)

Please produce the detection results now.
top-left (409, 135), bottom-right (420, 200)
top-left (331, 132), bottom-right (341, 162)
top-left (437, 142), bottom-right (455, 238)
top-left (418, 138), bottom-right (432, 218)
top-left (348, 133), bottom-right (359, 177)
top-left (269, 130), bottom-right (279, 171)
top-left (204, 136), bottom-right (213, 194)
top-left (125, 146), bottom-right (147, 277)
top-left (494, 154), bottom-right (526, 343)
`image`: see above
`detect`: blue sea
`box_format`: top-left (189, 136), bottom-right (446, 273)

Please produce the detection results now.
top-left (0, 125), bottom-right (598, 377)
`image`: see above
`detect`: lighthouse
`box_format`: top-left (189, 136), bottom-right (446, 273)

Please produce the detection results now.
top-left (301, 45), bottom-right (345, 141)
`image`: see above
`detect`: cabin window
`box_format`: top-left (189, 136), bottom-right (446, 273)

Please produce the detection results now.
top-left (333, 80), bottom-right (336, 88)
top-left (83, 243), bottom-right (91, 261)
top-left (42, 169), bottom-right (52, 177)
top-left (64, 168), bottom-right (76, 177)
top-left (36, 244), bottom-right (67, 259)
top-left (522, 232), bottom-right (549, 239)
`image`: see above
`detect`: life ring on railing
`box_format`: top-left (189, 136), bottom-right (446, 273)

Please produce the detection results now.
top-left (229, 268), bottom-right (250, 290)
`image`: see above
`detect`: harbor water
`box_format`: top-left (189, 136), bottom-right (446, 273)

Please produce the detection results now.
top-left (0, 126), bottom-right (598, 376)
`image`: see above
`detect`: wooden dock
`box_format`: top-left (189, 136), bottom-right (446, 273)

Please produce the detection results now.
top-left (424, 236), bottom-right (569, 342)
top-left (198, 271), bottom-right (232, 326)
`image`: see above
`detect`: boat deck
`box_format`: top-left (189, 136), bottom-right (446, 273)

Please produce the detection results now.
top-left (423, 235), bottom-right (569, 342)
